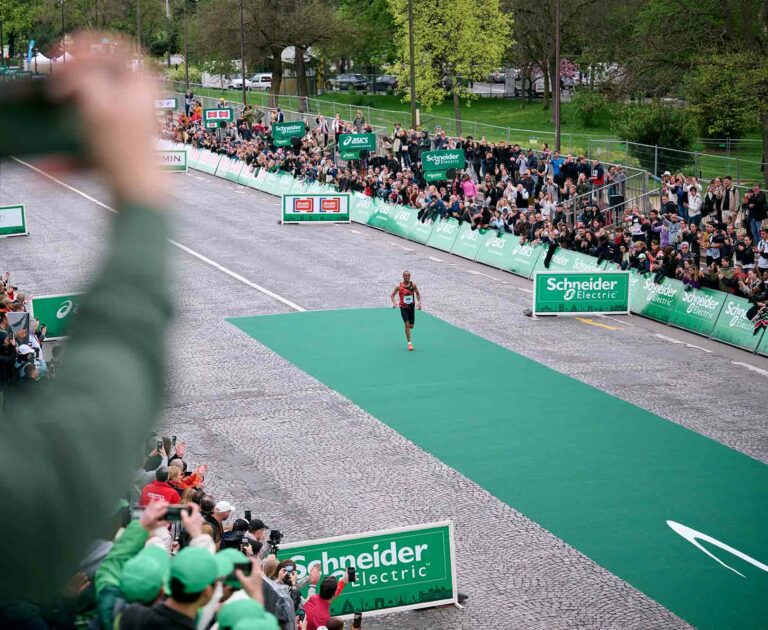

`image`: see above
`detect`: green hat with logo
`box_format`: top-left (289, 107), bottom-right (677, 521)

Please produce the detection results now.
top-left (217, 599), bottom-right (268, 629)
top-left (170, 547), bottom-right (218, 594)
top-left (120, 555), bottom-right (164, 604)
top-left (140, 545), bottom-right (171, 576)
top-left (233, 616), bottom-right (280, 630)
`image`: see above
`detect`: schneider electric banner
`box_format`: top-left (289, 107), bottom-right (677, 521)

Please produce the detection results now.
top-left (533, 271), bottom-right (630, 316)
top-left (272, 121), bottom-right (307, 147)
top-left (282, 193), bottom-right (350, 223)
top-left (339, 133), bottom-right (376, 160)
top-left (281, 521), bottom-right (457, 618)
top-left (421, 149), bottom-right (465, 181)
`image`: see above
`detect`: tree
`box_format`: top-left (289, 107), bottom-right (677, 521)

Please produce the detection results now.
top-left (613, 100), bottom-right (697, 175)
top-left (387, 0), bottom-right (511, 134)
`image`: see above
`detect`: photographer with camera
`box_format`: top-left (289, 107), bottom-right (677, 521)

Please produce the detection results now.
top-left (303, 569), bottom-right (351, 630)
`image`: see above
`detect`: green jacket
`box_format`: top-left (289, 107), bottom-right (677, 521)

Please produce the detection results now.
top-left (0, 203), bottom-right (172, 601)
top-left (94, 521), bottom-right (150, 629)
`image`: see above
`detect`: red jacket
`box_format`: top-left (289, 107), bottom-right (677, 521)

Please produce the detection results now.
top-left (304, 581), bottom-right (346, 630)
top-left (139, 480), bottom-right (180, 506)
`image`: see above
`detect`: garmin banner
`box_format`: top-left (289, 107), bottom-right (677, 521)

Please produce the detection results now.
top-left (533, 271), bottom-right (630, 315)
top-left (281, 521), bottom-right (457, 619)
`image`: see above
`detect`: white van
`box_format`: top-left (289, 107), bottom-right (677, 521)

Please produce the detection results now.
top-left (250, 73), bottom-right (272, 90)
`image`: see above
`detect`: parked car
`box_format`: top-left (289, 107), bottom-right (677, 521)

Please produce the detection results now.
top-left (250, 73), bottom-right (272, 90)
top-left (328, 73), bottom-right (369, 91)
top-left (488, 69), bottom-right (505, 83)
top-left (228, 76), bottom-right (252, 90)
top-left (373, 75), bottom-right (398, 91)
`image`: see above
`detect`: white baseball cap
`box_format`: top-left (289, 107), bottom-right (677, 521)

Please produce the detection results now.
top-left (17, 344), bottom-right (33, 355)
top-left (214, 501), bottom-right (235, 514)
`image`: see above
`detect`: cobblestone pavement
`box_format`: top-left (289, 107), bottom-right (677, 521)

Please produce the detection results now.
top-left (5, 159), bottom-right (768, 628)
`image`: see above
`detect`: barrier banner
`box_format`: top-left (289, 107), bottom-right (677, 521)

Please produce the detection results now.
top-left (387, 206), bottom-right (419, 239)
top-left (532, 246), bottom-right (606, 276)
top-left (214, 156), bottom-right (233, 178)
top-left (338, 133), bottom-right (377, 160)
top-left (154, 150), bottom-right (187, 172)
top-left (350, 193), bottom-right (376, 224)
top-left (237, 166), bottom-right (262, 188)
top-left (533, 271), bottom-right (630, 316)
top-left (367, 199), bottom-right (396, 233)
top-left (405, 210), bottom-right (435, 244)
top-left (30, 293), bottom-right (82, 339)
top-left (503, 242), bottom-right (545, 279)
top-left (195, 150), bottom-right (221, 175)
top-left (450, 224), bottom-right (488, 261)
top-left (272, 121), bottom-right (307, 147)
top-left (425, 218), bottom-right (460, 252)
top-left (757, 327), bottom-right (768, 357)
top-left (260, 171), bottom-right (282, 195)
top-left (187, 146), bottom-right (203, 170)
top-left (203, 108), bottom-right (233, 129)
top-left (281, 521), bottom-right (457, 619)
top-left (474, 231), bottom-right (514, 269)
top-left (628, 273), bottom-right (684, 324)
top-left (667, 287), bottom-right (726, 337)
top-left (710, 295), bottom-right (763, 352)
top-left (0, 204), bottom-right (28, 237)
top-left (282, 193), bottom-right (351, 223)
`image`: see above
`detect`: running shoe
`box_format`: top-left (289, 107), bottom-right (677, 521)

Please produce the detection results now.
top-left (408, 342), bottom-right (414, 351)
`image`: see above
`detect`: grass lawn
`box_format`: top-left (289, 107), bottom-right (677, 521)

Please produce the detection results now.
top-left (170, 82), bottom-right (764, 184)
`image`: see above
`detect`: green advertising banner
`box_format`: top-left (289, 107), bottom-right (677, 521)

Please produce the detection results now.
top-left (421, 149), bottom-right (465, 172)
top-left (667, 287), bottom-right (726, 337)
top-left (282, 193), bottom-right (350, 223)
top-left (757, 326), bottom-right (768, 357)
top-left (194, 150), bottom-right (222, 175)
top-left (405, 212), bottom-right (436, 245)
top-left (281, 521), bottom-right (457, 618)
top-left (272, 121), bottom-right (307, 147)
top-left (423, 171), bottom-right (449, 183)
top-left (237, 166), bottom-right (262, 188)
top-left (710, 295), bottom-right (763, 352)
top-left (30, 293), bottom-right (82, 339)
top-left (367, 199), bottom-right (396, 233)
top-left (203, 108), bottom-right (233, 128)
top-left (153, 150), bottom-right (188, 172)
top-left (339, 133), bottom-right (376, 160)
top-left (450, 224), bottom-right (488, 260)
top-left (502, 242), bottom-right (546, 279)
top-left (475, 231), bottom-right (514, 269)
top-left (532, 247), bottom-right (606, 276)
top-left (0, 204), bottom-right (28, 237)
top-left (533, 271), bottom-right (630, 316)
top-left (386, 206), bottom-right (419, 238)
top-left (425, 218), bottom-right (460, 252)
top-left (350, 193), bottom-right (376, 224)
top-left (628, 273), bottom-right (684, 324)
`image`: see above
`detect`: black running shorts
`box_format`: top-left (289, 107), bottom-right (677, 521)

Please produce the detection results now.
top-left (400, 306), bottom-right (415, 325)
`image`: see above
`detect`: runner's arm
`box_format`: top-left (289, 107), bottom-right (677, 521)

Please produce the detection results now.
top-left (414, 284), bottom-right (423, 309)
top-left (391, 285), bottom-right (399, 307)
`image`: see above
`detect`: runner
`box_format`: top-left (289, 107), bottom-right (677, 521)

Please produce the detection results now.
top-left (390, 270), bottom-right (422, 351)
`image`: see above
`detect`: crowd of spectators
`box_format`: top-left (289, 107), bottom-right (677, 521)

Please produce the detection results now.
top-left (164, 101), bottom-right (768, 304)
top-left (0, 431), bottom-right (357, 630)
top-left (0, 273), bottom-right (57, 402)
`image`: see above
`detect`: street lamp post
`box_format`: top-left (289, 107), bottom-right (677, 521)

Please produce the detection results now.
top-left (239, 0), bottom-right (247, 107)
top-left (136, 0), bottom-right (142, 60)
top-left (60, 0), bottom-right (66, 64)
top-left (554, 0), bottom-right (561, 152)
top-left (407, 0), bottom-right (417, 129)
top-left (183, 0), bottom-right (189, 90)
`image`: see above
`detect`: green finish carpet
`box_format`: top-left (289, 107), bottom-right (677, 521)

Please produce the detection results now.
top-left (229, 308), bottom-right (768, 628)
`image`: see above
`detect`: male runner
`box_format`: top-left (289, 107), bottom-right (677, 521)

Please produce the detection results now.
top-left (390, 271), bottom-right (422, 351)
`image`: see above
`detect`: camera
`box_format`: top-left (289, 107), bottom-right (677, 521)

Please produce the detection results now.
top-left (268, 529), bottom-right (283, 553)
top-left (348, 567), bottom-right (357, 583)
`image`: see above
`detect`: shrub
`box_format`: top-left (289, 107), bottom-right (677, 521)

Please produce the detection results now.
top-left (571, 88), bottom-right (608, 128)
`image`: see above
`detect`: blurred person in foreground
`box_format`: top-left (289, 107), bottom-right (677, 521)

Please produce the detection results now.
top-left (0, 34), bottom-right (173, 601)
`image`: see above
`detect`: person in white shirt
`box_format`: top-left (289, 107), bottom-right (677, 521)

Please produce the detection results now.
top-left (685, 185), bottom-right (703, 227)
top-left (758, 227), bottom-right (768, 272)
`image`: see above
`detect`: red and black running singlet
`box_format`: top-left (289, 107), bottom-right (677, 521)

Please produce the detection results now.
top-left (399, 282), bottom-right (415, 308)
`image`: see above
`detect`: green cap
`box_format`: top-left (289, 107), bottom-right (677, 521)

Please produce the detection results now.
top-left (233, 616), bottom-right (280, 630)
top-left (121, 555), bottom-right (164, 604)
top-left (217, 599), bottom-right (267, 629)
top-left (170, 547), bottom-right (218, 594)
top-left (140, 545), bottom-right (171, 577)
top-left (215, 548), bottom-right (248, 579)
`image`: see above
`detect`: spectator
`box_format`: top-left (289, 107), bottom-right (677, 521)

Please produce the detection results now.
top-left (139, 467), bottom-right (181, 506)
top-left (303, 570), bottom-right (350, 630)
top-left (747, 183), bottom-right (767, 243)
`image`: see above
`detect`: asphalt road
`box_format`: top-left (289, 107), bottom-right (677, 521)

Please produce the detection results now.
top-left (3, 157), bottom-right (767, 628)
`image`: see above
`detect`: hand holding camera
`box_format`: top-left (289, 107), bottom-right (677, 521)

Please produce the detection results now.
top-left (139, 500), bottom-right (169, 532)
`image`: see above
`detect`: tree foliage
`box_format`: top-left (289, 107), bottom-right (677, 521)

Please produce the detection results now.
top-left (387, 0), bottom-right (512, 122)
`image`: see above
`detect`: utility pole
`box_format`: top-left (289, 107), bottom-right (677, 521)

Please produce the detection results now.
top-left (136, 0), bottom-right (142, 60)
top-left (239, 0), bottom-right (247, 107)
top-left (407, 0), bottom-right (417, 129)
top-left (554, 0), bottom-right (561, 152)
top-left (183, 0), bottom-right (189, 90)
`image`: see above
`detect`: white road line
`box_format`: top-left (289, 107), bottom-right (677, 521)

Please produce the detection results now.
top-left (654, 333), bottom-right (712, 353)
top-left (12, 157), bottom-right (306, 313)
top-left (428, 256), bottom-right (444, 262)
top-left (194, 176), bottom-right (205, 180)
top-left (388, 241), bottom-right (414, 251)
top-left (348, 229), bottom-right (363, 234)
top-left (731, 361), bottom-right (768, 378)
top-left (465, 269), bottom-right (499, 281)
top-left (516, 287), bottom-right (533, 294)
